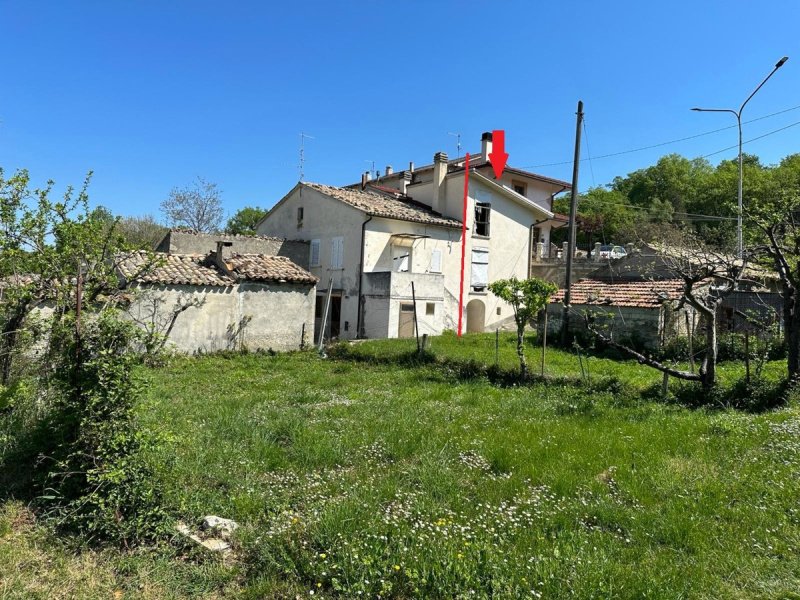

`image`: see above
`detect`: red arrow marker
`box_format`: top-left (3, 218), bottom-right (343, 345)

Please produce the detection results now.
top-left (488, 129), bottom-right (509, 179)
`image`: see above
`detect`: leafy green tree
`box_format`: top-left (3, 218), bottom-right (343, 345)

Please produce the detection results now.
top-left (488, 277), bottom-right (557, 379)
top-left (225, 205), bottom-right (267, 236)
top-left (118, 214), bottom-right (168, 249)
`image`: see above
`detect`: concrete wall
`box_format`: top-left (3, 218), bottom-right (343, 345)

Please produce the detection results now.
top-left (125, 281), bottom-right (315, 353)
top-left (157, 230), bottom-right (310, 269)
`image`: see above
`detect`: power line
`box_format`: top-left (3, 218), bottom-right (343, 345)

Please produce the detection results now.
top-left (524, 103), bottom-right (800, 169)
top-left (700, 119), bottom-right (800, 159)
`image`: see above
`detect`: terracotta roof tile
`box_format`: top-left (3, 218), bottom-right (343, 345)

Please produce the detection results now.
top-left (118, 251), bottom-right (235, 287)
top-left (551, 278), bottom-right (684, 308)
top-left (304, 182), bottom-right (462, 228)
top-left (226, 254), bottom-right (317, 284)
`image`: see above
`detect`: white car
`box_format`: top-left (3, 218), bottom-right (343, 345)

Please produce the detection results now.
top-left (590, 244), bottom-right (627, 259)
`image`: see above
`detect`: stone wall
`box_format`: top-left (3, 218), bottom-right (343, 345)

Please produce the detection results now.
top-left (156, 230), bottom-right (310, 269)
top-left (125, 281), bottom-right (315, 353)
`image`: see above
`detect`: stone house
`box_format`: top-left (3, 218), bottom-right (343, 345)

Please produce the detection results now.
top-left (546, 278), bottom-right (692, 350)
top-left (117, 245), bottom-right (317, 353)
top-left (256, 132), bottom-right (571, 340)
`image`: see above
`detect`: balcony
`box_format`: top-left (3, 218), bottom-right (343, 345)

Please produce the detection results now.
top-left (363, 271), bottom-right (445, 300)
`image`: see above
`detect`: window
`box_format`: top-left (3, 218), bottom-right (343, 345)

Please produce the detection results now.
top-left (430, 249), bottom-right (442, 273)
top-left (331, 237), bottom-right (344, 269)
top-left (426, 302), bottom-right (435, 316)
top-left (474, 202), bottom-right (491, 237)
top-left (297, 206), bottom-right (304, 228)
top-left (310, 239), bottom-right (321, 267)
top-left (512, 180), bottom-right (527, 196)
top-left (471, 248), bottom-right (489, 291)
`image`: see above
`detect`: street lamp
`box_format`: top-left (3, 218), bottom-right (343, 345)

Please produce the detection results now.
top-left (692, 56), bottom-right (789, 259)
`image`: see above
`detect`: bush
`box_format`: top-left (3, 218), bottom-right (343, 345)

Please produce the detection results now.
top-left (40, 311), bottom-right (169, 545)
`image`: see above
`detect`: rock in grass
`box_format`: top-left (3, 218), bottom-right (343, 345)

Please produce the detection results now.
top-left (201, 515), bottom-right (239, 540)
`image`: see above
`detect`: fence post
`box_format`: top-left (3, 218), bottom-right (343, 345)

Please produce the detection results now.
top-left (495, 328), bottom-right (499, 366)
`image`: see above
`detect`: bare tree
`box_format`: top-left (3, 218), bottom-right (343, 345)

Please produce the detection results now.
top-left (160, 177), bottom-right (224, 233)
top-left (585, 234), bottom-right (745, 391)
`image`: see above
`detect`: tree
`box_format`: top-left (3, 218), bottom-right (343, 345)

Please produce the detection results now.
top-left (488, 277), bottom-right (557, 379)
top-left (747, 153), bottom-right (800, 380)
top-left (118, 215), bottom-right (168, 249)
top-left (160, 177), bottom-right (223, 232)
top-left (586, 233), bottom-right (743, 391)
top-left (225, 206), bottom-right (267, 236)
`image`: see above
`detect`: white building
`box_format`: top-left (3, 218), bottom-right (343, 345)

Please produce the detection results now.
top-left (257, 132), bottom-right (570, 340)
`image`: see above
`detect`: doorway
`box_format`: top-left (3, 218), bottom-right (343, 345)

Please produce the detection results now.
top-left (398, 303), bottom-right (415, 338)
top-left (466, 299), bottom-right (485, 333)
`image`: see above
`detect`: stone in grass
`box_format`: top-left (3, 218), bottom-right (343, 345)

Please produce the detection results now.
top-left (176, 521), bottom-right (232, 553)
top-left (201, 515), bottom-right (239, 540)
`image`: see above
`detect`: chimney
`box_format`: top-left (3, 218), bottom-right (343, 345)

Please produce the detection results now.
top-left (385, 165), bottom-right (393, 176)
top-left (432, 151), bottom-right (448, 214)
top-left (361, 172), bottom-right (367, 190)
top-left (364, 170), bottom-right (371, 182)
top-left (409, 161), bottom-right (414, 172)
top-left (401, 171), bottom-right (412, 195)
top-left (214, 240), bottom-right (234, 272)
top-left (481, 131), bottom-right (493, 162)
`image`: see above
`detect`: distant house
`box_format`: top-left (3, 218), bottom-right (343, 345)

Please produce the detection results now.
top-left (118, 244), bottom-right (317, 353)
top-left (257, 132), bottom-right (571, 340)
top-left (546, 278), bottom-right (692, 350)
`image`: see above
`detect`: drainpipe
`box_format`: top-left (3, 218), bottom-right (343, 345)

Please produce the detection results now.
top-left (356, 214), bottom-right (373, 338)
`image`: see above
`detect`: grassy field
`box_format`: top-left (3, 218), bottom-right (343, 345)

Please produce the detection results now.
top-left (2, 332), bottom-right (800, 598)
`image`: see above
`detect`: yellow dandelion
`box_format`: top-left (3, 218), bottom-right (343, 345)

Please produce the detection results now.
top-left (319, 553), bottom-right (327, 559)
top-left (393, 565), bottom-right (401, 571)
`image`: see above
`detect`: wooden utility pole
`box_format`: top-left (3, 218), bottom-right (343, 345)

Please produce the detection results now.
top-left (561, 100), bottom-right (584, 346)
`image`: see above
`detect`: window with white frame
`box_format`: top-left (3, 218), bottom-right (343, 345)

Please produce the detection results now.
top-left (331, 237), bottom-right (344, 269)
top-left (430, 248), bottom-right (442, 273)
top-left (310, 239), bottom-right (321, 267)
top-left (471, 248), bottom-right (489, 291)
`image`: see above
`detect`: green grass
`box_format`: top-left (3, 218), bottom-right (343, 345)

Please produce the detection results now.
top-left (2, 332), bottom-right (800, 598)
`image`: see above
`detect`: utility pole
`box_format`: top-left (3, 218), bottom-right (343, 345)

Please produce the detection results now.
top-left (561, 100), bottom-right (584, 346)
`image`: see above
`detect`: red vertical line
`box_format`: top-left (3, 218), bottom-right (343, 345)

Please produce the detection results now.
top-left (457, 153), bottom-right (470, 337)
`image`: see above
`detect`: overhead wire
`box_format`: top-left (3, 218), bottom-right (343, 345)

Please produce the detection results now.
top-left (523, 103), bottom-right (800, 169)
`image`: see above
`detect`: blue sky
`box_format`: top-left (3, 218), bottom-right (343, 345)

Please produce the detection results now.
top-left (1, 1), bottom-right (798, 221)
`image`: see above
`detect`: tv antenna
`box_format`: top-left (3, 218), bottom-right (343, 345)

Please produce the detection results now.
top-left (299, 132), bottom-right (315, 181)
top-left (448, 132), bottom-right (462, 156)
top-left (365, 159), bottom-right (376, 178)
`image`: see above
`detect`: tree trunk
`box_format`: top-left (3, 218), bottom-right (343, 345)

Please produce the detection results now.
top-left (700, 310), bottom-right (717, 391)
top-left (517, 323), bottom-right (528, 380)
top-left (1, 314), bottom-right (24, 386)
top-left (784, 282), bottom-right (800, 380)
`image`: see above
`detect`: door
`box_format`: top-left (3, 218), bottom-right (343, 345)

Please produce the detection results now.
top-left (329, 296), bottom-right (342, 338)
top-left (466, 299), bottom-right (485, 333)
top-left (398, 303), bottom-right (415, 338)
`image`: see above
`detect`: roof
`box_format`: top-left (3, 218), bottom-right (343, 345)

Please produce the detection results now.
top-left (118, 252), bottom-right (235, 287)
top-left (467, 170), bottom-right (554, 218)
top-left (117, 251), bottom-right (317, 287)
top-left (163, 228), bottom-right (289, 243)
top-left (395, 157), bottom-right (571, 189)
top-left (551, 278), bottom-right (684, 308)
top-left (226, 254), bottom-right (317, 284)
top-left (302, 182), bottom-right (462, 228)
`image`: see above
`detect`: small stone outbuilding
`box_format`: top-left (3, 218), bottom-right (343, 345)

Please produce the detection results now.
top-left (118, 246), bottom-right (317, 353)
top-left (546, 278), bottom-right (692, 350)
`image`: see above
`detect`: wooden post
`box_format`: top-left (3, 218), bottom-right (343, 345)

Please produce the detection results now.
top-left (300, 322), bottom-right (306, 350)
top-left (421, 333), bottom-right (429, 352)
top-left (495, 328), bottom-right (499, 366)
top-left (662, 371), bottom-right (669, 399)
top-left (541, 309), bottom-right (548, 377)
top-left (411, 281), bottom-right (421, 353)
top-left (317, 278), bottom-right (334, 353)
top-left (745, 329), bottom-right (751, 384)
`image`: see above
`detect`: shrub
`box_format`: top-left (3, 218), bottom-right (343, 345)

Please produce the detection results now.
top-left (40, 311), bottom-right (169, 545)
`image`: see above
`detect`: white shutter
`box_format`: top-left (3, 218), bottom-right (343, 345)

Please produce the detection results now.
top-left (310, 239), bottom-right (320, 267)
top-left (471, 248), bottom-right (489, 288)
top-left (430, 249), bottom-right (442, 273)
top-left (331, 237), bottom-right (344, 269)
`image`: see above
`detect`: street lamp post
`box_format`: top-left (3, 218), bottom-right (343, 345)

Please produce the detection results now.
top-left (692, 56), bottom-right (789, 259)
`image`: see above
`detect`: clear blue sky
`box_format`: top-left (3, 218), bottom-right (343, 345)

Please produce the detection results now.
top-left (1, 1), bottom-right (798, 221)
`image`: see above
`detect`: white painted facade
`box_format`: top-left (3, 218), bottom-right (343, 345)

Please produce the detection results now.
top-left (257, 134), bottom-right (569, 340)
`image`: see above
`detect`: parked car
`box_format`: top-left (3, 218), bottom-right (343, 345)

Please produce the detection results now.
top-left (590, 244), bottom-right (627, 259)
